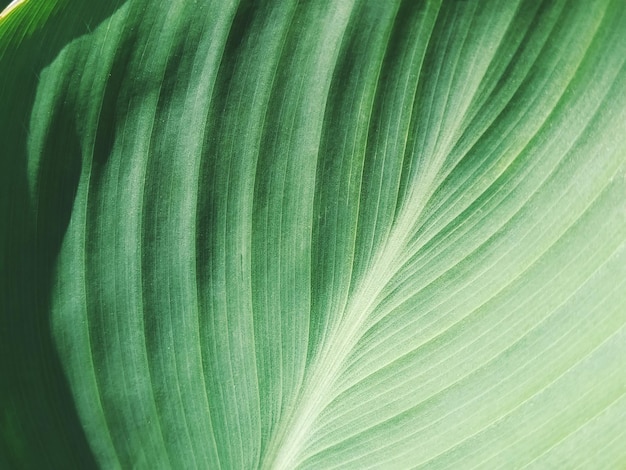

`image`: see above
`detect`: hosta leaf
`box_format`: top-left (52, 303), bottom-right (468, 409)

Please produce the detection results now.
top-left (2, 0), bottom-right (626, 468)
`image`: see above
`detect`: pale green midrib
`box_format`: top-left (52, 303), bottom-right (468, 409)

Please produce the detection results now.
top-left (307, 157), bottom-right (626, 449)
top-left (308, 0), bottom-right (408, 373)
top-left (266, 161), bottom-right (489, 468)
top-left (298, 153), bottom-right (626, 464)
top-left (268, 140), bottom-right (447, 469)
top-left (352, 76), bottom-right (621, 381)
top-left (288, 1), bottom-right (624, 462)
top-left (260, 4), bottom-right (396, 468)
top-left (264, 0), bottom-right (428, 464)
top-left (266, 249), bottom-right (415, 469)
top-left (317, 241), bottom-right (626, 468)
top-left (322, 160), bottom-right (624, 438)
top-left (264, 2), bottom-right (527, 466)
top-left (346, 0), bottom-right (618, 365)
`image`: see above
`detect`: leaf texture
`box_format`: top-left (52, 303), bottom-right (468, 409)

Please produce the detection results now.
top-left (2, 0), bottom-right (626, 468)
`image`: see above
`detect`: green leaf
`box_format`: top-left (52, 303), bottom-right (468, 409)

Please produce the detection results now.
top-left (2, 0), bottom-right (626, 468)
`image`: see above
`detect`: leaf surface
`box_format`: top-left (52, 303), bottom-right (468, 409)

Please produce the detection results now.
top-left (2, 0), bottom-right (626, 468)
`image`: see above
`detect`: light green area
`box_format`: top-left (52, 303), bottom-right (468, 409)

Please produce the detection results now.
top-left (2, 0), bottom-right (626, 468)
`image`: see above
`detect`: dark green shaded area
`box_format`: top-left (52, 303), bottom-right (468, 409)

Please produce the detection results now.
top-left (0, 3), bottom-right (124, 468)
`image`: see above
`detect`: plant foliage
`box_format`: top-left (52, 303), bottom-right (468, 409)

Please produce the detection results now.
top-left (2, 0), bottom-right (626, 468)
